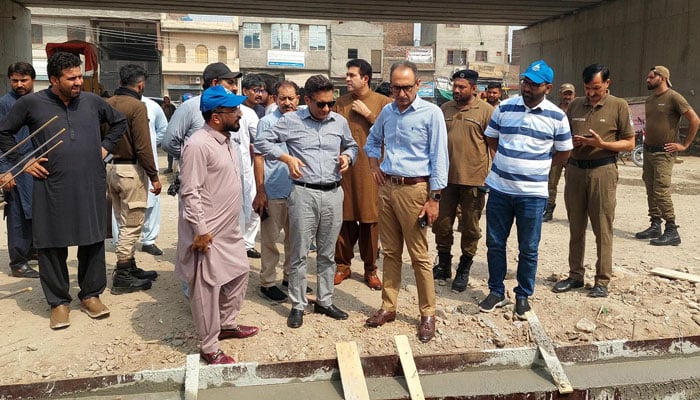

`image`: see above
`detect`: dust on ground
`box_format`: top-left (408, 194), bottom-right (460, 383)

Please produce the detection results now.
top-left (0, 151), bottom-right (699, 385)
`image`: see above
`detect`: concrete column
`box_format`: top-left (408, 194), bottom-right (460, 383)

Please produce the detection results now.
top-left (0, 0), bottom-right (32, 94)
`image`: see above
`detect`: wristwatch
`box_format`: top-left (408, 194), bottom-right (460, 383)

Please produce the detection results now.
top-left (429, 192), bottom-right (441, 202)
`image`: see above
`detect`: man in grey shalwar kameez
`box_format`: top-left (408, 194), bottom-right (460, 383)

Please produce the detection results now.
top-left (175, 85), bottom-right (258, 365)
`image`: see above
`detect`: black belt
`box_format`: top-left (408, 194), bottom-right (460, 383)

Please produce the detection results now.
top-left (111, 159), bottom-right (137, 165)
top-left (567, 156), bottom-right (617, 169)
top-left (384, 175), bottom-right (430, 185)
top-left (644, 144), bottom-right (666, 153)
top-left (292, 180), bottom-right (340, 191)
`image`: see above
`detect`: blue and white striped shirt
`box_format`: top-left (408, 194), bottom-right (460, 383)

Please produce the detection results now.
top-left (485, 96), bottom-right (572, 198)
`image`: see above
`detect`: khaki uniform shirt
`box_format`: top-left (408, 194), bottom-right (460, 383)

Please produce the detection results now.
top-left (567, 94), bottom-right (635, 160)
top-left (645, 89), bottom-right (691, 146)
top-left (440, 98), bottom-right (493, 186)
top-left (333, 90), bottom-right (391, 222)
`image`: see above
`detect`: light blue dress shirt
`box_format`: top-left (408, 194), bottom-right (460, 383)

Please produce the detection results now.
top-left (255, 109), bottom-right (292, 199)
top-left (364, 97), bottom-right (449, 190)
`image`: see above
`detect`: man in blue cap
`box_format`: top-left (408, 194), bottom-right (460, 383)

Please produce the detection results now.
top-left (478, 60), bottom-right (573, 319)
top-left (175, 85), bottom-right (259, 365)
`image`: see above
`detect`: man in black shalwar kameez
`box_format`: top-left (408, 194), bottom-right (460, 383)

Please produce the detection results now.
top-left (0, 52), bottom-right (126, 329)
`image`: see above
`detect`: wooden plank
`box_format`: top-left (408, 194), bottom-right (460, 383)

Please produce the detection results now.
top-left (394, 335), bottom-right (425, 400)
top-left (650, 267), bottom-right (700, 283)
top-left (335, 341), bottom-right (370, 400)
top-left (525, 311), bottom-right (574, 394)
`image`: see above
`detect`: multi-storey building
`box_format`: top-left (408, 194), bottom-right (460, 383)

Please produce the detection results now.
top-left (160, 14), bottom-right (239, 101)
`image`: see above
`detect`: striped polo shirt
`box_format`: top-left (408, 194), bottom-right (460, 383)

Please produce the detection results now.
top-left (485, 95), bottom-right (572, 198)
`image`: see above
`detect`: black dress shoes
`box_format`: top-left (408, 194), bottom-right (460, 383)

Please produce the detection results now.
top-left (552, 277), bottom-right (584, 293)
top-left (11, 263), bottom-right (39, 278)
top-left (287, 309), bottom-right (304, 328)
top-left (247, 248), bottom-right (261, 258)
top-left (313, 304), bottom-right (348, 320)
top-left (141, 244), bottom-right (163, 256)
top-left (588, 285), bottom-right (608, 298)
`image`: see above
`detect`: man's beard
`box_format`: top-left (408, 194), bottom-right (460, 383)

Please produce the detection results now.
top-left (224, 121), bottom-right (240, 132)
top-left (647, 82), bottom-right (660, 90)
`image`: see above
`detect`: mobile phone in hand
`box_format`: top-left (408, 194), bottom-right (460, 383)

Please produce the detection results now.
top-left (261, 208), bottom-right (269, 221)
top-left (418, 214), bottom-right (428, 229)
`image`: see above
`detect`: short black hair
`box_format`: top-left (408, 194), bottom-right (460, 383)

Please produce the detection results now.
top-left (346, 59), bottom-right (373, 84)
top-left (487, 83), bottom-right (501, 91)
top-left (119, 64), bottom-right (148, 87)
top-left (375, 81), bottom-right (391, 97)
top-left (242, 74), bottom-right (265, 90)
top-left (7, 62), bottom-right (36, 79)
top-left (47, 52), bottom-right (81, 80)
top-left (582, 63), bottom-right (609, 84)
top-left (304, 75), bottom-right (334, 98)
top-left (390, 61), bottom-right (418, 81)
top-left (275, 80), bottom-right (300, 95)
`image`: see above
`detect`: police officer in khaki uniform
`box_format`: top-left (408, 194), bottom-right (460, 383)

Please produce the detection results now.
top-left (635, 66), bottom-right (699, 246)
top-left (552, 64), bottom-right (634, 298)
top-left (432, 69), bottom-right (492, 294)
top-left (543, 83), bottom-right (576, 222)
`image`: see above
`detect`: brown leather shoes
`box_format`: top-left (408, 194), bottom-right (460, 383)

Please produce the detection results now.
top-left (50, 304), bottom-right (70, 330)
top-left (218, 325), bottom-right (259, 340)
top-left (364, 272), bottom-right (382, 290)
top-left (81, 297), bottom-right (110, 319)
top-left (200, 349), bottom-right (235, 365)
top-left (366, 309), bottom-right (396, 327)
top-left (418, 316), bottom-right (436, 343)
top-left (334, 268), bottom-right (351, 285)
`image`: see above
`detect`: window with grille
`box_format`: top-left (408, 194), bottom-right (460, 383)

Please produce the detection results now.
top-left (243, 23), bottom-right (261, 49)
top-left (67, 25), bottom-right (85, 41)
top-left (31, 24), bottom-right (43, 44)
top-left (271, 23), bottom-right (299, 50)
top-left (309, 25), bottom-right (327, 51)
top-left (475, 50), bottom-right (488, 62)
top-left (447, 50), bottom-right (467, 65)
top-left (218, 46), bottom-right (227, 63)
top-left (176, 44), bottom-right (186, 63)
top-left (195, 45), bottom-right (208, 63)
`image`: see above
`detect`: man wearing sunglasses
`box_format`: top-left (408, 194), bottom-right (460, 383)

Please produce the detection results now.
top-left (332, 59), bottom-right (392, 290)
top-left (364, 61), bottom-right (448, 343)
top-left (256, 75), bottom-right (358, 329)
top-left (479, 60), bottom-right (572, 319)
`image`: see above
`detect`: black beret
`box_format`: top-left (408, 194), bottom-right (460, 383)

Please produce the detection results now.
top-left (451, 69), bottom-right (478, 83)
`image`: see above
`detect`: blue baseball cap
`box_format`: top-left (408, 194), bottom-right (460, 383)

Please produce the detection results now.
top-left (521, 60), bottom-right (554, 84)
top-left (200, 85), bottom-right (247, 112)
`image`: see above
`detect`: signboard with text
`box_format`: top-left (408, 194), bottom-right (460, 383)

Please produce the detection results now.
top-left (267, 50), bottom-right (305, 68)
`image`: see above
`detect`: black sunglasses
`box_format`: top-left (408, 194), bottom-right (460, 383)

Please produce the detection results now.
top-left (314, 100), bottom-right (336, 109)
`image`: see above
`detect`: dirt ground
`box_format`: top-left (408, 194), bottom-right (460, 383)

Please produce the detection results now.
top-left (1, 151), bottom-right (700, 386)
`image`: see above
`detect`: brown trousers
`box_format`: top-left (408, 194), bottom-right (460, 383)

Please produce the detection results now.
top-left (564, 163), bottom-right (618, 287)
top-left (642, 151), bottom-right (675, 222)
top-left (547, 162), bottom-right (565, 208)
top-left (378, 182), bottom-right (435, 317)
top-left (335, 221), bottom-right (378, 274)
top-left (433, 184), bottom-right (485, 256)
